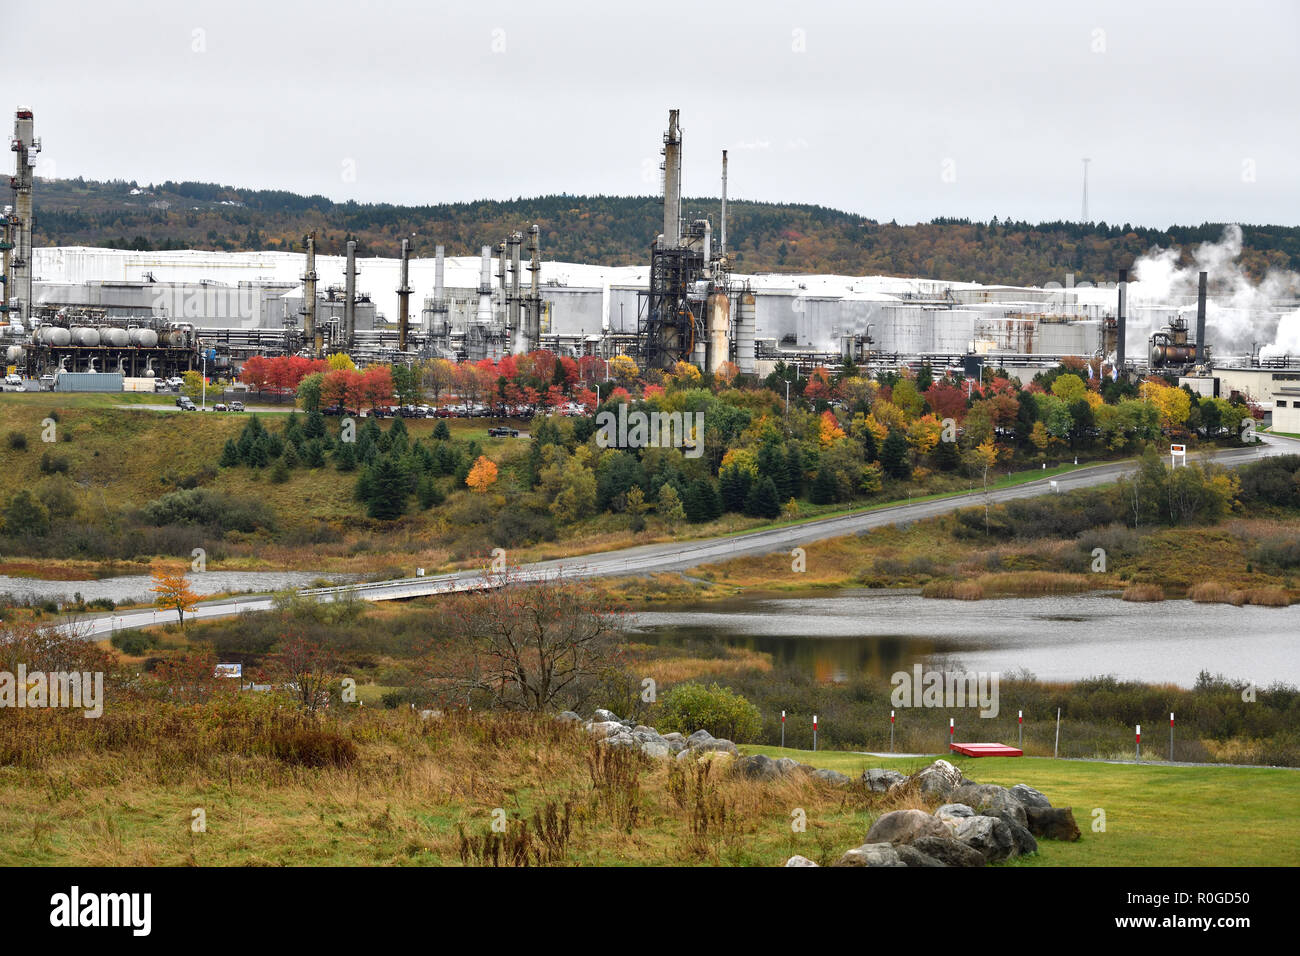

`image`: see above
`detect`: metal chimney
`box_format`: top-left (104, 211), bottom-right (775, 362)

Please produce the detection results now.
top-left (9, 108), bottom-right (39, 329)
top-left (1116, 267), bottom-right (1127, 370)
top-left (434, 244), bottom-right (445, 308)
top-left (476, 245), bottom-right (494, 327)
top-left (1196, 271), bottom-right (1208, 364)
top-left (301, 233), bottom-right (319, 357)
top-left (662, 109), bottom-right (682, 249)
top-left (508, 232), bottom-right (523, 353)
top-left (527, 224), bottom-right (541, 351)
top-left (344, 239), bottom-right (357, 347)
top-left (720, 149), bottom-right (728, 260)
top-left (397, 238), bottom-right (412, 352)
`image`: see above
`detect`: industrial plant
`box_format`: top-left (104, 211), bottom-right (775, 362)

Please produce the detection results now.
top-left (3, 107), bottom-right (1298, 405)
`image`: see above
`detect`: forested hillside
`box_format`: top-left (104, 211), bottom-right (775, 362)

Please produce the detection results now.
top-left (32, 177), bottom-right (1300, 286)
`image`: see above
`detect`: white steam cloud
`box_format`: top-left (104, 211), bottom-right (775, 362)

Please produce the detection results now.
top-left (1128, 224), bottom-right (1300, 360)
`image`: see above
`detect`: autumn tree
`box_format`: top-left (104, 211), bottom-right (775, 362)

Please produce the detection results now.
top-left (466, 455), bottom-right (499, 493)
top-left (271, 634), bottom-right (340, 713)
top-left (150, 566), bottom-right (199, 630)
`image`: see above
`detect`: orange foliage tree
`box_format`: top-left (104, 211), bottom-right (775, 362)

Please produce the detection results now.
top-left (150, 566), bottom-right (199, 630)
top-left (466, 455), bottom-right (499, 494)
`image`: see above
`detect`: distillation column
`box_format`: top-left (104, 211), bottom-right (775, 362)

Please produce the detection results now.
top-left (9, 108), bottom-right (39, 329)
top-left (344, 239), bottom-right (357, 348)
top-left (397, 238), bottom-right (412, 352)
top-left (302, 233), bottom-right (319, 357)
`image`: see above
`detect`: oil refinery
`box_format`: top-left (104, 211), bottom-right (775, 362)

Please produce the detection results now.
top-left (3, 107), bottom-right (1298, 393)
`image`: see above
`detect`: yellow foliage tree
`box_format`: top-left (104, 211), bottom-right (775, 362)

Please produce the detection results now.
top-left (328, 353), bottom-right (358, 371)
top-left (608, 354), bottom-right (639, 387)
top-left (670, 360), bottom-right (702, 387)
top-left (466, 455), bottom-right (499, 494)
top-left (906, 414), bottom-right (943, 455)
top-left (714, 361), bottom-right (739, 387)
top-left (1139, 380), bottom-right (1192, 430)
top-left (150, 566), bottom-right (199, 630)
top-left (1029, 420), bottom-right (1050, 452)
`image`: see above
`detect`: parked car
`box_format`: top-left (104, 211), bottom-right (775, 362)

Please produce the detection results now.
top-left (174, 396), bottom-right (189, 408)
top-left (487, 427), bottom-right (521, 438)
top-left (213, 403), bottom-right (228, 412)
top-left (4, 373), bottom-right (23, 387)
top-left (228, 400), bottom-right (245, 412)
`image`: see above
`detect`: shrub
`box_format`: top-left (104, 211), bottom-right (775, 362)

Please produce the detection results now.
top-left (655, 682), bottom-right (762, 742)
top-left (38, 452), bottom-right (71, 475)
top-left (6, 431), bottom-right (26, 451)
top-left (1121, 584), bottom-right (1165, 602)
top-left (140, 488), bottom-right (274, 532)
top-left (111, 629), bottom-right (160, 656)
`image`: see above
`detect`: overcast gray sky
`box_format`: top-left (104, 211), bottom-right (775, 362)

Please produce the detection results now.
top-left (8, 0), bottom-right (1298, 227)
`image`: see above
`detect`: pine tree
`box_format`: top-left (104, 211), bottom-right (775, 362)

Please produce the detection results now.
top-left (744, 476), bottom-right (781, 519)
top-left (335, 441), bottom-right (357, 472)
top-left (880, 429), bottom-right (912, 480)
top-left (810, 464), bottom-right (838, 504)
top-left (416, 474), bottom-right (444, 509)
top-left (683, 478), bottom-right (718, 523)
top-left (366, 456), bottom-right (409, 519)
top-left (282, 441), bottom-right (300, 469)
top-left (933, 435), bottom-right (960, 471)
top-left (718, 465), bottom-right (752, 513)
top-left (860, 426), bottom-right (878, 463)
top-left (269, 456), bottom-right (290, 484)
top-left (432, 419), bottom-right (451, 442)
top-left (657, 483), bottom-right (686, 523)
top-left (784, 445), bottom-right (804, 497)
top-left (304, 409), bottom-right (326, 440)
top-left (219, 438), bottom-right (240, 468)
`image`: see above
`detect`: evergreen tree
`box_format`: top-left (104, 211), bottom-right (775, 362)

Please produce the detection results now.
top-left (718, 465), bottom-right (752, 513)
top-left (366, 456), bottom-right (409, 520)
top-left (880, 429), bottom-right (912, 480)
top-left (246, 433), bottom-right (271, 468)
top-left (334, 440), bottom-right (357, 472)
top-left (683, 478), bottom-right (719, 523)
top-left (388, 417), bottom-right (409, 452)
top-left (784, 445), bottom-right (804, 497)
top-left (303, 439), bottom-right (326, 468)
top-left (269, 456), bottom-right (290, 484)
top-left (859, 425), bottom-right (879, 463)
top-left (416, 474), bottom-right (444, 509)
top-left (757, 442), bottom-right (785, 495)
top-left (933, 435), bottom-right (960, 471)
top-left (809, 464), bottom-right (838, 504)
top-left (282, 441), bottom-right (300, 469)
top-left (744, 476), bottom-right (782, 519)
top-left (303, 409), bottom-right (326, 440)
top-left (219, 438), bottom-right (240, 468)
top-left (432, 419), bottom-right (451, 442)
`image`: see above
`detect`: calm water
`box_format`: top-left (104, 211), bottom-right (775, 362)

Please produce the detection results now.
top-left (626, 590), bottom-right (1300, 688)
top-left (0, 570), bottom-right (351, 606)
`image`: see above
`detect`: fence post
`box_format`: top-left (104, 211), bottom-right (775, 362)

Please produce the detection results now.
top-left (889, 709), bottom-right (895, 752)
top-left (1136, 724), bottom-right (1141, 763)
top-left (948, 717), bottom-right (954, 753)
top-left (812, 714), bottom-right (818, 752)
top-left (1054, 707), bottom-right (1061, 758)
top-left (1018, 709), bottom-right (1023, 749)
top-left (780, 710), bottom-right (786, 750)
top-left (1169, 712), bottom-right (1174, 762)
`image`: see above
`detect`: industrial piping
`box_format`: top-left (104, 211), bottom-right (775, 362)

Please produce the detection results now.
top-left (344, 239), bottom-right (357, 348)
top-left (527, 224), bottom-right (541, 351)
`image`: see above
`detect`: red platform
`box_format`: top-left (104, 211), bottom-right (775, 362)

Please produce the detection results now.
top-left (950, 742), bottom-right (1023, 757)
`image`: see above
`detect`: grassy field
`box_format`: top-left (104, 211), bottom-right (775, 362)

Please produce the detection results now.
top-left (1, 701), bottom-right (1293, 867)
top-left (746, 746), bottom-right (1300, 866)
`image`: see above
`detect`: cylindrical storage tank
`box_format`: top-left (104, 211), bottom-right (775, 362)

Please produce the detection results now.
top-left (71, 327), bottom-right (101, 347)
top-left (101, 327), bottom-right (130, 347)
top-left (707, 293), bottom-right (730, 373)
top-left (129, 328), bottom-right (159, 348)
top-left (736, 292), bottom-right (756, 374)
top-left (169, 330), bottom-right (190, 348)
top-left (5, 345), bottom-right (23, 363)
top-left (41, 326), bottom-right (72, 347)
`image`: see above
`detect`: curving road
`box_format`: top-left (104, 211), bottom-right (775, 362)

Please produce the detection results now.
top-left (74, 435), bottom-right (1297, 639)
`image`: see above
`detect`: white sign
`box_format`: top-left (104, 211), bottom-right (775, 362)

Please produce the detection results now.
top-left (214, 663), bottom-right (242, 679)
top-left (1170, 444), bottom-right (1187, 467)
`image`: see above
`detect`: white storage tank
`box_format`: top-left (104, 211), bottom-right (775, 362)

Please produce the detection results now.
top-left (129, 327), bottom-right (159, 348)
top-left (101, 327), bottom-right (130, 347)
top-left (39, 326), bottom-right (72, 347)
top-left (71, 327), bottom-right (101, 347)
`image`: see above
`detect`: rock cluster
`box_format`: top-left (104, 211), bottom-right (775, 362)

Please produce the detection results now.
top-left (789, 759), bottom-right (1081, 868)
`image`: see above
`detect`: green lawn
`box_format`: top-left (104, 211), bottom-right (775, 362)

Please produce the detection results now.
top-left (745, 745), bottom-right (1300, 866)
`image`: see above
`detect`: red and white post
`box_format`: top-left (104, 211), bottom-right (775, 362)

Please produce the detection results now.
top-left (889, 709), bottom-right (895, 752)
top-left (1169, 712), bottom-right (1174, 762)
top-left (812, 714), bottom-right (818, 752)
top-left (1136, 723), bottom-right (1142, 762)
top-left (780, 710), bottom-right (786, 750)
top-left (1018, 709), bottom-right (1023, 748)
top-left (948, 717), bottom-right (955, 752)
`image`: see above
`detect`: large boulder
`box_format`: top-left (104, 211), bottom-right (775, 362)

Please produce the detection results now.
top-left (1010, 784), bottom-right (1051, 809)
top-left (784, 855), bottom-right (819, 867)
top-left (640, 740), bottom-right (672, 760)
top-left (1004, 820), bottom-right (1039, 857)
top-left (953, 815), bottom-right (1018, 863)
top-left (895, 844), bottom-right (946, 867)
top-left (836, 843), bottom-right (906, 867)
top-left (910, 836), bottom-right (986, 868)
top-left (950, 783), bottom-right (1028, 829)
top-left (1025, 806), bottom-right (1081, 842)
top-left (593, 708), bottom-right (620, 723)
top-left (695, 750), bottom-right (735, 772)
top-left (685, 730), bottom-right (716, 749)
top-left (585, 720), bottom-right (626, 738)
top-left (866, 809), bottom-right (951, 845)
top-left (934, 803), bottom-right (976, 833)
top-left (736, 754), bottom-right (782, 781)
top-left (810, 768), bottom-right (852, 786)
top-left (910, 759), bottom-right (965, 798)
top-left (862, 768), bottom-right (907, 792)
top-left (775, 757), bottom-right (804, 775)
top-left (694, 738), bottom-right (739, 756)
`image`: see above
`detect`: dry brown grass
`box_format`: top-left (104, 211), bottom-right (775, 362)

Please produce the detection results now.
top-left (975, 571), bottom-right (1094, 596)
top-left (920, 580), bottom-right (985, 600)
top-left (1240, 587), bottom-right (1292, 607)
top-left (1121, 583), bottom-right (1166, 602)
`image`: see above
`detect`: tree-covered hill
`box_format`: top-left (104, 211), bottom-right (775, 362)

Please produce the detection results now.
top-left (31, 176), bottom-right (1300, 286)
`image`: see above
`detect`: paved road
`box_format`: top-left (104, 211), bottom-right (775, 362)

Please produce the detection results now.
top-left (75, 434), bottom-right (1297, 639)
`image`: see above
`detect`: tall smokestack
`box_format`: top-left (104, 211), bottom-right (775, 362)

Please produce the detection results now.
top-left (527, 224), bottom-right (541, 351)
top-left (10, 108), bottom-right (38, 329)
top-left (344, 239), bottom-right (357, 347)
top-left (302, 233), bottom-right (319, 357)
top-left (397, 238), bottom-right (412, 352)
top-left (476, 245), bottom-right (493, 327)
top-left (434, 245), bottom-right (445, 306)
top-left (508, 232), bottom-right (523, 353)
top-left (1116, 267), bottom-right (1127, 370)
top-left (1196, 270), bottom-right (1208, 364)
top-left (662, 109), bottom-right (682, 248)
top-left (720, 149), bottom-right (728, 260)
